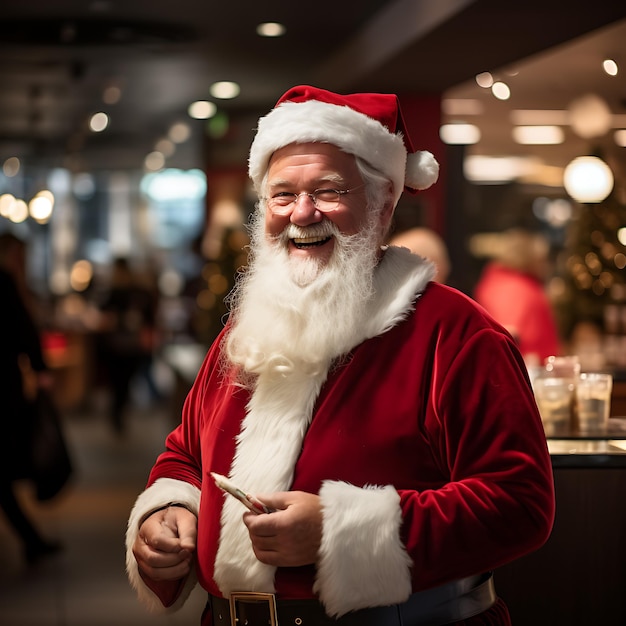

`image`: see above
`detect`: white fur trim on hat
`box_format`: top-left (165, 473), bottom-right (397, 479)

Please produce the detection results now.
top-left (249, 99), bottom-right (424, 206)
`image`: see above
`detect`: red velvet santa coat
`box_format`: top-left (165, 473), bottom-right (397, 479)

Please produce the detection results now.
top-left (126, 247), bottom-right (554, 621)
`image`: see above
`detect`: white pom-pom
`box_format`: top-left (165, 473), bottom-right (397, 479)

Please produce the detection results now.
top-left (405, 151), bottom-right (439, 191)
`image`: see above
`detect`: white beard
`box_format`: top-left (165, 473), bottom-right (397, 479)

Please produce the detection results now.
top-left (224, 213), bottom-right (381, 382)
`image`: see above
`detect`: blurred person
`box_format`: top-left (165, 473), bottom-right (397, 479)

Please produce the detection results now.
top-left (98, 257), bottom-right (158, 435)
top-left (126, 86), bottom-right (554, 626)
top-left (474, 228), bottom-right (562, 366)
top-left (389, 226), bottom-right (450, 283)
top-left (0, 232), bottom-right (61, 565)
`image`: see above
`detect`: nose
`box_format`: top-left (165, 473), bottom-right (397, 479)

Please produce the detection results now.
top-left (290, 192), bottom-right (322, 225)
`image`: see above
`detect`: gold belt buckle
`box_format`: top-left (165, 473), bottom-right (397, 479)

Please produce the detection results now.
top-left (229, 591), bottom-right (278, 626)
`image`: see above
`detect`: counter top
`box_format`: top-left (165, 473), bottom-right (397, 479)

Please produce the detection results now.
top-left (547, 418), bottom-right (626, 467)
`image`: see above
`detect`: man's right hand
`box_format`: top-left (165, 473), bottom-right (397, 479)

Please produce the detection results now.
top-left (132, 505), bottom-right (197, 581)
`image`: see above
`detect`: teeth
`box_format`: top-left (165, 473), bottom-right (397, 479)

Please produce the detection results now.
top-left (293, 235), bottom-right (328, 245)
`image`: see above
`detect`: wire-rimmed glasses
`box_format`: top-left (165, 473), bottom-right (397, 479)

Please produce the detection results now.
top-left (263, 185), bottom-right (364, 216)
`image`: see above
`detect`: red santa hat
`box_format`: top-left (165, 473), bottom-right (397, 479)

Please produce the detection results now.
top-left (248, 85), bottom-right (439, 206)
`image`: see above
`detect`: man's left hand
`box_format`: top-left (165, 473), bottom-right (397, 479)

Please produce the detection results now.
top-left (243, 491), bottom-right (322, 567)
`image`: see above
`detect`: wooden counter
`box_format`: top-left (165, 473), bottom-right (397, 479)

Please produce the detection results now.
top-left (495, 422), bottom-right (626, 625)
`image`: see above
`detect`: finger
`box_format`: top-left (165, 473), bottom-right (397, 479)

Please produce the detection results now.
top-left (139, 557), bottom-right (193, 582)
top-left (243, 510), bottom-right (281, 536)
top-left (254, 492), bottom-right (288, 511)
top-left (142, 531), bottom-right (185, 553)
top-left (171, 513), bottom-right (198, 550)
top-left (250, 535), bottom-right (278, 552)
top-left (134, 539), bottom-right (193, 570)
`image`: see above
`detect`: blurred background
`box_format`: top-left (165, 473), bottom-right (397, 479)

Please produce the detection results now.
top-left (1, 1), bottom-right (626, 624)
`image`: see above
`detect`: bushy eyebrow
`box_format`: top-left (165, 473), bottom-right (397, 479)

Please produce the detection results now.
top-left (267, 173), bottom-right (347, 190)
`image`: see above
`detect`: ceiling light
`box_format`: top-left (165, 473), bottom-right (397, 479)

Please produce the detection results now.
top-left (603, 59), bottom-right (618, 76)
top-left (464, 155), bottom-right (538, 183)
top-left (475, 72), bottom-right (493, 88)
top-left (145, 151), bottom-right (165, 171)
top-left (29, 193), bottom-right (54, 223)
top-left (2, 156), bottom-right (20, 177)
top-left (155, 138), bottom-right (175, 157)
top-left (188, 100), bottom-right (217, 119)
top-left (89, 111), bottom-right (109, 132)
top-left (256, 22), bottom-right (286, 37)
top-left (439, 123), bottom-right (481, 144)
top-left (563, 156), bottom-right (613, 203)
top-left (210, 81), bottom-right (240, 99)
top-left (491, 82), bottom-right (510, 100)
top-left (8, 198), bottom-right (28, 223)
top-left (0, 193), bottom-right (16, 217)
top-left (442, 99), bottom-right (484, 115)
top-left (510, 110), bottom-right (569, 125)
top-left (169, 122), bottom-right (191, 143)
top-left (512, 126), bottom-right (564, 145)
top-left (568, 93), bottom-right (612, 139)
top-left (614, 129), bottom-right (626, 147)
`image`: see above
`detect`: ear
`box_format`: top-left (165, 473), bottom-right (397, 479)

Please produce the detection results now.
top-left (380, 182), bottom-right (396, 225)
top-left (378, 182), bottom-right (396, 242)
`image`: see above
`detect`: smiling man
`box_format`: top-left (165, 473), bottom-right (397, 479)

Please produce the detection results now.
top-left (126, 86), bottom-right (555, 626)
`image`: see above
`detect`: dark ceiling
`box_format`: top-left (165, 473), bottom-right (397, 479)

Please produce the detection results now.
top-left (0, 0), bottom-right (625, 175)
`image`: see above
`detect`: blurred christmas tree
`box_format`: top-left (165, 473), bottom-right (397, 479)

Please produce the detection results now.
top-left (553, 192), bottom-right (626, 341)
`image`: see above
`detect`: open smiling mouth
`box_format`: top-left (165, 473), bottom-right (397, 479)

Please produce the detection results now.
top-left (291, 235), bottom-right (332, 249)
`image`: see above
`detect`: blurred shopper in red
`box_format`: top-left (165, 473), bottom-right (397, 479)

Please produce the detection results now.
top-left (474, 228), bottom-right (561, 366)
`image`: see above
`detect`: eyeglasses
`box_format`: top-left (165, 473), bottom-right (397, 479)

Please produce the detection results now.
top-left (263, 185), bottom-right (364, 216)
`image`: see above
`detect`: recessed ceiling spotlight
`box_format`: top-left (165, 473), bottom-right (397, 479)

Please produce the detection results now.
top-left (257, 22), bottom-right (286, 37)
top-left (210, 81), bottom-right (240, 99)
top-left (475, 72), bottom-right (493, 88)
top-left (491, 82), bottom-right (510, 100)
top-left (3, 157), bottom-right (20, 177)
top-left (188, 101), bottom-right (217, 119)
top-left (603, 59), bottom-right (618, 76)
top-left (89, 111), bottom-right (109, 132)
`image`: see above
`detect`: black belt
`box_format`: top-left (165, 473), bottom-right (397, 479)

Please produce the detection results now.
top-left (209, 572), bottom-right (496, 626)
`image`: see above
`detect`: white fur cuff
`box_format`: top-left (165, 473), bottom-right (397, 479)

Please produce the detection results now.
top-left (126, 478), bottom-right (202, 612)
top-left (314, 481), bottom-right (412, 617)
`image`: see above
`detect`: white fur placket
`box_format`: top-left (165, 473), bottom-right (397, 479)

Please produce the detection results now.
top-left (213, 366), bottom-right (329, 594)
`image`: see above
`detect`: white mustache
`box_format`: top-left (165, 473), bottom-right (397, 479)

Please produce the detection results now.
top-left (283, 222), bottom-right (338, 242)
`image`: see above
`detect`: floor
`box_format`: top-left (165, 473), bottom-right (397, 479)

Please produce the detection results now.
top-left (0, 398), bottom-right (208, 626)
